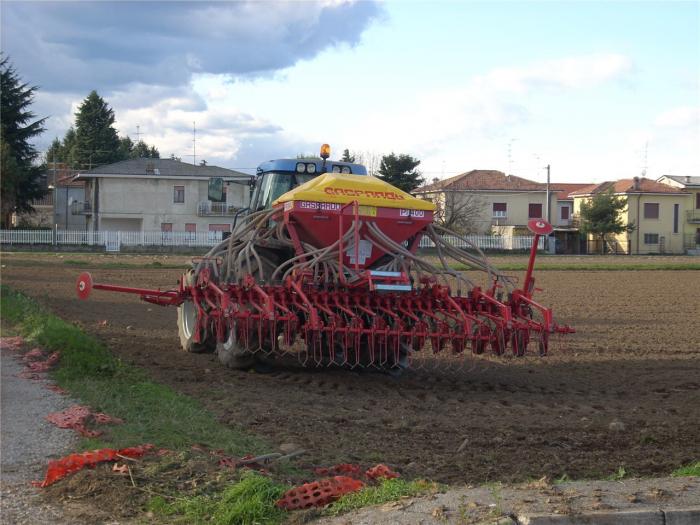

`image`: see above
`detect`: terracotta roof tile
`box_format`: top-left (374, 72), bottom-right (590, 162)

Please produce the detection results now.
top-left (550, 183), bottom-right (592, 200)
top-left (570, 178), bottom-right (688, 196)
top-left (417, 170), bottom-right (545, 192)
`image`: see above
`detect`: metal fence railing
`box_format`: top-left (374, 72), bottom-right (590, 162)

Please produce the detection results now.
top-left (1, 229), bottom-right (542, 252)
top-left (418, 234), bottom-right (544, 251)
top-left (1, 229), bottom-right (222, 250)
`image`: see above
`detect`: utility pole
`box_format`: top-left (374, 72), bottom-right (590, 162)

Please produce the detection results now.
top-left (192, 121), bottom-right (196, 166)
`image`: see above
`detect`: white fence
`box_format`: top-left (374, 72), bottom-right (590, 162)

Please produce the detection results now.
top-left (1, 229), bottom-right (542, 252)
top-left (419, 234), bottom-right (544, 251)
top-left (1, 229), bottom-right (222, 251)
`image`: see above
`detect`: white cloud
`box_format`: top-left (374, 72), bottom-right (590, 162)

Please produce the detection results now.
top-left (654, 106), bottom-right (700, 128)
top-left (475, 53), bottom-right (634, 93)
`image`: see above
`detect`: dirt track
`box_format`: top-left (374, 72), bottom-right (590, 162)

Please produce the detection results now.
top-left (2, 256), bottom-right (699, 484)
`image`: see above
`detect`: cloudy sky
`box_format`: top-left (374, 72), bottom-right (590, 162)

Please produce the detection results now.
top-left (1, 0), bottom-right (698, 183)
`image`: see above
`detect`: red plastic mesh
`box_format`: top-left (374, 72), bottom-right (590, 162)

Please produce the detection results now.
top-left (22, 348), bottom-right (45, 362)
top-left (313, 463), bottom-right (362, 477)
top-left (276, 476), bottom-right (365, 510)
top-left (46, 405), bottom-right (123, 437)
top-left (365, 464), bottom-right (399, 480)
top-left (34, 444), bottom-right (153, 487)
top-left (0, 336), bottom-right (24, 351)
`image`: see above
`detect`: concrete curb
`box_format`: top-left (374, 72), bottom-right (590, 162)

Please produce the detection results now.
top-left (516, 507), bottom-right (700, 525)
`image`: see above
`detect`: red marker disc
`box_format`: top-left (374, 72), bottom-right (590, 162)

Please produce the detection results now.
top-left (527, 218), bottom-right (553, 235)
top-left (76, 272), bottom-right (93, 300)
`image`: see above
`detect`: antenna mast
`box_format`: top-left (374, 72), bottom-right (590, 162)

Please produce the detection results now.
top-left (192, 121), bottom-right (196, 166)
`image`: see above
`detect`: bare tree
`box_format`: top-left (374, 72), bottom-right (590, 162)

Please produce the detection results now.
top-left (435, 191), bottom-right (485, 234)
top-left (354, 150), bottom-right (382, 176)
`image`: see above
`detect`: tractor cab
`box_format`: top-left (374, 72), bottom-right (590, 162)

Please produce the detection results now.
top-left (250, 145), bottom-right (367, 211)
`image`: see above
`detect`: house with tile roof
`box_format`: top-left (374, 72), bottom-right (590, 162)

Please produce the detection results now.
top-left (656, 175), bottom-right (700, 252)
top-left (73, 158), bottom-right (252, 234)
top-left (415, 170), bottom-right (595, 253)
top-left (570, 177), bottom-right (689, 254)
top-left (415, 170), bottom-right (556, 236)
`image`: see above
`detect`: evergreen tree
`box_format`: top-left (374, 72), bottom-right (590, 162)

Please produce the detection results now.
top-left (341, 148), bottom-right (355, 163)
top-left (73, 90), bottom-right (121, 169)
top-left (377, 153), bottom-right (423, 193)
top-left (132, 139), bottom-right (159, 158)
top-left (0, 56), bottom-right (47, 228)
top-left (579, 188), bottom-right (634, 249)
top-left (117, 135), bottom-right (134, 159)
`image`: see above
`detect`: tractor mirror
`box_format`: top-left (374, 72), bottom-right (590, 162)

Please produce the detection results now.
top-left (208, 177), bottom-right (225, 202)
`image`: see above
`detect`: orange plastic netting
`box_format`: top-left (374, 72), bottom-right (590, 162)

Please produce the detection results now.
top-left (35, 444), bottom-right (154, 487)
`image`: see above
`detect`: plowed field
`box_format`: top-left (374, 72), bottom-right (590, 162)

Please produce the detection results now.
top-left (2, 254), bottom-right (699, 483)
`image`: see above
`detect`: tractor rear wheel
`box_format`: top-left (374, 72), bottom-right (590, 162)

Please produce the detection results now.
top-left (177, 299), bottom-right (214, 353)
top-left (177, 271), bottom-right (214, 353)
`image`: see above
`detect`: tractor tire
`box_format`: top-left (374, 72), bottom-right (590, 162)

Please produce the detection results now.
top-left (177, 270), bottom-right (214, 353)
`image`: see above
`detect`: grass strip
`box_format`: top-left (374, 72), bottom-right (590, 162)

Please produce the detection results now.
top-left (671, 462), bottom-right (700, 477)
top-left (0, 285), bottom-right (264, 455)
top-left (323, 479), bottom-right (441, 516)
top-left (147, 471), bottom-right (289, 525)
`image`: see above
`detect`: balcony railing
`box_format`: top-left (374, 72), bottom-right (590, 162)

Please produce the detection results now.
top-left (197, 201), bottom-right (240, 217)
top-left (70, 201), bottom-right (92, 215)
top-left (686, 209), bottom-right (700, 223)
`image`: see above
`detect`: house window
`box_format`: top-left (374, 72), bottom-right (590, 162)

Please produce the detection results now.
top-left (644, 233), bottom-right (659, 244)
top-left (643, 202), bottom-right (659, 219)
top-left (561, 206), bottom-right (570, 220)
top-left (161, 223), bottom-right (173, 232)
top-left (173, 185), bottom-right (185, 203)
top-left (673, 204), bottom-right (679, 234)
top-left (528, 203), bottom-right (543, 219)
top-left (492, 202), bottom-right (507, 218)
top-left (208, 224), bottom-right (231, 232)
top-left (696, 193), bottom-right (700, 209)
top-left (185, 223), bottom-right (196, 240)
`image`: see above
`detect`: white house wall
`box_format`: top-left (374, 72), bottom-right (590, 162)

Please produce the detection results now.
top-left (91, 177), bottom-right (250, 232)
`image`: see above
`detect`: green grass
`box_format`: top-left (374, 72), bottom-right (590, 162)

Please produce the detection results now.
top-left (453, 262), bottom-right (700, 271)
top-left (146, 471), bottom-right (289, 525)
top-left (606, 466), bottom-right (628, 481)
top-left (0, 285), bottom-right (264, 454)
top-left (323, 479), bottom-right (440, 516)
top-left (671, 462), bottom-right (700, 477)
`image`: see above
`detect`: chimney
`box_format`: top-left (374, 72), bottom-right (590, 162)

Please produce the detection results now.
top-left (633, 176), bottom-right (641, 191)
top-left (686, 176), bottom-right (691, 184)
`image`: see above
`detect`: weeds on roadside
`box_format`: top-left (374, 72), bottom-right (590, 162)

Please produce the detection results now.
top-left (323, 478), bottom-right (440, 516)
top-left (671, 462), bottom-right (700, 477)
top-left (146, 471), bottom-right (289, 525)
top-left (607, 466), bottom-right (627, 481)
